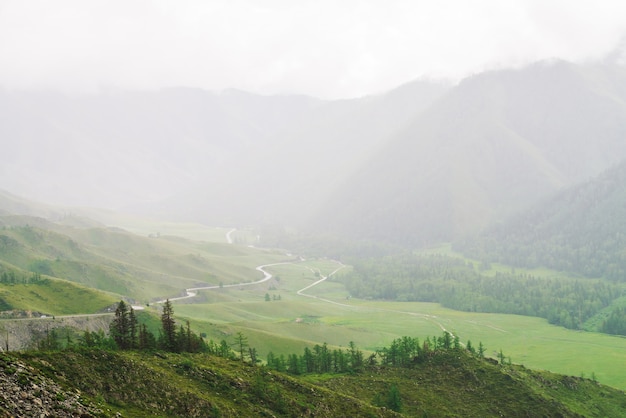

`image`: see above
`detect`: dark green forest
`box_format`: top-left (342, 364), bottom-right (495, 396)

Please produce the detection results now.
top-left (339, 253), bottom-right (624, 331)
top-left (456, 162), bottom-right (626, 281)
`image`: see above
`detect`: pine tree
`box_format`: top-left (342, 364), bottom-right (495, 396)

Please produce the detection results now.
top-left (234, 332), bottom-right (248, 361)
top-left (386, 384), bottom-right (402, 413)
top-left (287, 353), bottom-right (301, 375)
top-left (138, 324), bottom-right (156, 350)
top-left (160, 299), bottom-right (177, 351)
top-left (498, 348), bottom-right (506, 364)
top-left (248, 347), bottom-right (259, 365)
top-left (110, 300), bottom-right (130, 349)
top-left (478, 341), bottom-right (486, 358)
top-left (466, 340), bottom-right (476, 354)
top-left (128, 306), bottom-right (138, 349)
top-left (348, 341), bottom-right (364, 372)
top-left (218, 339), bottom-right (231, 358)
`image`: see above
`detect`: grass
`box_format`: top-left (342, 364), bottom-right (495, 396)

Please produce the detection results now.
top-left (7, 347), bottom-right (626, 417)
top-left (9, 349), bottom-right (399, 417)
top-left (73, 209), bottom-right (236, 243)
top-left (0, 278), bottom-right (116, 315)
top-left (164, 260), bottom-right (626, 391)
top-left (5, 216), bottom-right (626, 394)
top-left (0, 221), bottom-right (289, 302)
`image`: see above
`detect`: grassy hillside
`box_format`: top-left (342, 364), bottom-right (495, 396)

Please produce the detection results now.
top-left (0, 277), bottom-right (116, 316)
top-left (3, 206), bottom-right (626, 398)
top-left (0, 216), bottom-right (287, 303)
top-left (312, 353), bottom-right (626, 417)
top-left (3, 347), bottom-right (625, 417)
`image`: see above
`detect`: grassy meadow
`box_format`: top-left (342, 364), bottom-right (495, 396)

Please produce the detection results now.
top-left (0, 220), bottom-right (288, 303)
top-left (164, 259), bottom-right (626, 391)
top-left (0, 278), bottom-right (117, 315)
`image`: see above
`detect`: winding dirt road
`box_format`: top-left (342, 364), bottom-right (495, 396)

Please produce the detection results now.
top-left (153, 257), bottom-right (460, 340)
top-left (153, 262), bottom-right (293, 304)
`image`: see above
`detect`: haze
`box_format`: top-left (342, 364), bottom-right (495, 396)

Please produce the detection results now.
top-left (8, 3), bottom-right (626, 407)
top-left (2, 0), bottom-right (626, 243)
top-left (1, 0), bottom-right (625, 98)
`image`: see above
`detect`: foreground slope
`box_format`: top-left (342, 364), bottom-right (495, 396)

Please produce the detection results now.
top-left (2, 348), bottom-right (625, 417)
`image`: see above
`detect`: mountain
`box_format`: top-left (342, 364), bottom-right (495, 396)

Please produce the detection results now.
top-left (0, 189), bottom-right (66, 219)
top-left (0, 212), bottom-right (272, 302)
top-left (146, 79), bottom-right (450, 226)
top-left (0, 87), bottom-right (320, 208)
top-left (5, 60), bottom-right (626, 249)
top-left (0, 190), bottom-right (277, 304)
top-left (310, 60), bottom-right (626, 246)
top-left (456, 160), bottom-right (626, 280)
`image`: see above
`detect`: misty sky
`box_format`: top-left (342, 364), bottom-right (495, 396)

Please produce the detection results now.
top-left (1, 0), bottom-right (626, 99)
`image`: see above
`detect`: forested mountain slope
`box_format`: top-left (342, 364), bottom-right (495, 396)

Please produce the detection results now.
top-left (457, 160), bottom-right (626, 280)
top-left (311, 61), bottom-right (626, 246)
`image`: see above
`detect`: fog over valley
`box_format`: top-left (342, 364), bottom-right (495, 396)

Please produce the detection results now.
top-left (5, 2), bottom-right (626, 416)
top-left (4, 60), bottom-right (626, 247)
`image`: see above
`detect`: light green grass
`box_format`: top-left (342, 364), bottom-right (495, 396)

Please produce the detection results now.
top-left (75, 209), bottom-right (234, 243)
top-left (6, 217), bottom-right (626, 392)
top-left (165, 261), bottom-right (626, 391)
top-left (0, 221), bottom-right (291, 302)
top-left (0, 278), bottom-right (117, 315)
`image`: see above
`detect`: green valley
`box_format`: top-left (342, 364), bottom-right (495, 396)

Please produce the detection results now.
top-left (3, 208), bottom-right (626, 416)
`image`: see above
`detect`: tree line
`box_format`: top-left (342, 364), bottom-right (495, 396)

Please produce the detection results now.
top-left (0, 269), bottom-right (47, 285)
top-left (266, 332), bottom-right (492, 375)
top-left (29, 299), bottom-right (262, 362)
top-left (599, 306), bottom-right (626, 335)
top-left (70, 300), bottom-right (207, 353)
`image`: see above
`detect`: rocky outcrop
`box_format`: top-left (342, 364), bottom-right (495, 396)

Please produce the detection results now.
top-left (0, 316), bottom-right (113, 352)
top-left (0, 355), bottom-right (106, 417)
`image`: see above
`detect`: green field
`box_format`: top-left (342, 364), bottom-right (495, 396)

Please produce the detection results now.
top-left (0, 278), bottom-right (117, 315)
top-left (161, 259), bottom-right (626, 391)
top-left (4, 214), bottom-right (626, 393)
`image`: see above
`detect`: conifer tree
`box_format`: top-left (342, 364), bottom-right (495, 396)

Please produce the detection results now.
top-left (138, 324), bottom-right (156, 350)
top-left (234, 332), bottom-right (249, 361)
top-left (466, 340), bottom-right (475, 354)
top-left (213, 339), bottom-right (228, 357)
top-left (128, 306), bottom-right (138, 349)
top-left (478, 341), bottom-right (486, 358)
top-left (110, 300), bottom-right (130, 349)
top-left (160, 299), bottom-right (177, 351)
top-left (386, 384), bottom-right (402, 413)
top-left (498, 348), bottom-right (506, 364)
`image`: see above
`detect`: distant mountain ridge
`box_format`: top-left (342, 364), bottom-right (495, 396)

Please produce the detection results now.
top-left (310, 60), bottom-right (626, 246)
top-left (0, 87), bottom-right (320, 208)
top-left (3, 60), bottom-right (626, 247)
